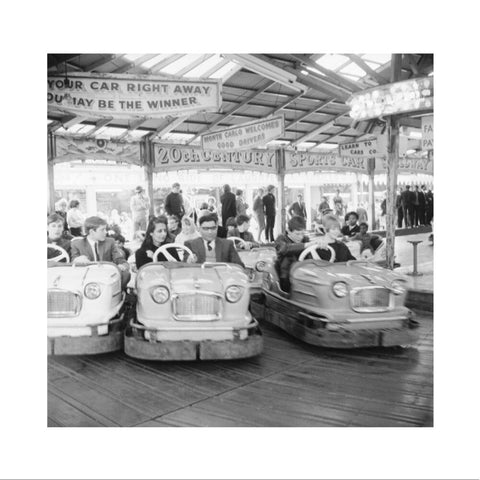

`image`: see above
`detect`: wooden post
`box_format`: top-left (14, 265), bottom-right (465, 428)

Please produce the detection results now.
top-left (385, 53), bottom-right (403, 269)
top-left (305, 184), bottom-right (312, 229)
top-left (385, 116), bottom-right (399, 269)
top-left (368, 157), bottom-right (376, 230)
top-left (47, 132), bottom-right (56, 214)
top-left (143, 139), bottom-right (155, 216)
top-left (277, 148), bottom-right (286, 234)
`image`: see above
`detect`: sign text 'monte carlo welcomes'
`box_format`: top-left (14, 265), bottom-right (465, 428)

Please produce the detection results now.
top-left (47, 73), bottom-right (222, 118)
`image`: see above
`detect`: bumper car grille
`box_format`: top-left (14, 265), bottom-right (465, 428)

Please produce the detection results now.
top-left (48, 289), bottom-right (82, 317)
top-left (173, 293), bottom-right (221, 321)
top-left (351, 287), bottom-right (391, 312)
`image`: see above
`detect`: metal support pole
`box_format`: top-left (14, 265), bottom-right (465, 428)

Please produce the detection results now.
top-left (407, 240), bottom-right (423, 276)
top-left (368, 158), bottom-right (376, 230)
top-left (143, 139), bottom-right (155, 216)
top-left (277, 148), bottom-right (287, 235)
top-left (385, 54), bottom-right (403, 270)
top-left (47, 132), bottom-right (56, 214)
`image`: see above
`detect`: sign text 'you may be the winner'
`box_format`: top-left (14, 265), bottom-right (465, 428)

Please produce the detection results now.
top-left (47, 74), bottom-right (221, 118)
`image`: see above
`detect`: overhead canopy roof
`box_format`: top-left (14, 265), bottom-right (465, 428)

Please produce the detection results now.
top-left (47, 53), bottom-right (433, 151)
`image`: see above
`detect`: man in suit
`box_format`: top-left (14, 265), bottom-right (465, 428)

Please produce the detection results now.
top-left (401, 185), bottom-right (415, 228)
top-left (418, 185), bottom-right (427, 226)
top-left (288, 193), bottom-right (307, 219)
top-left (71, 216), bottom-right (131, 289)
top-left (263, 184), bottom-right (276, 242)
top-left (220, 184), bottom-right (237, 228)
top-left (396, 187), bottom-right (404, 228)
top-left (184, 213), bottom-right (244, 267)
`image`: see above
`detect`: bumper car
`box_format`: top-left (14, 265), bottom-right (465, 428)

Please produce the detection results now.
top-left (47, 245), bottom-right (127, 355)
top-left (124, 244), bottom-right (263, 361)
top-left (251, 243), bottom-right (419, 348)
top-left (227, 237), bottom-right (276, 298)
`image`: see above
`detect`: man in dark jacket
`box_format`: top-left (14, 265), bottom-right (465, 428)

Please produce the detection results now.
top-left (220, 184), bottom-right (236, 227)
top-left (288, 193), bottom-right (307, 219)
top-left (425, 188), bottom-right (434, 225)
top-left (396, 187), bottom-right (404, 228)
top-left (274, 216), bottom-right (330, 292)
top-left (401, 185), bottom-right (415, 228)
top-left (263, 185), bottom-right (277, 242)
top-left (418, 185), bottom-right (426, 226)
top-left (164, 182), bottom-right (185, 220)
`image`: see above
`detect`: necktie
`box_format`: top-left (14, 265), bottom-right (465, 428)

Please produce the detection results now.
top-left (94, 242), bottom-right (100, 261)
top-left (207, 241), bottom-right (213, 251)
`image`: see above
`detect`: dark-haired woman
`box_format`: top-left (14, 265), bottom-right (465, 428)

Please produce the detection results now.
top-left (135, 216), bottom-right (179, 269)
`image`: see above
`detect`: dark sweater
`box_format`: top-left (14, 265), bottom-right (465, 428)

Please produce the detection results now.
top-left (165, 192), bottom-right (185, 217)
top-left (135, 236), bottom-right (179, 269)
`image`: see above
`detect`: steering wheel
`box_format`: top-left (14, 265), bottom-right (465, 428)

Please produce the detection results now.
top-left (153, 243), bottom-right (194, 262)
top-left (298, 244), bottom-right (336, 262)
top-left (227, 236), bottom-right (248, 250)
top-left (47, 243), bottom-right (70, 263)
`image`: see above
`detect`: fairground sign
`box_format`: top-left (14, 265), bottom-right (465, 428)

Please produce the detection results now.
top-left (347, 76), bottom-right (434, 121)
top-left (339, 139), bottom-right (384, 158)
top-left (201, 115), bottom-right (285, 151)
top-left (48, 73), bottom-right (222, 118)
top-left (285, 151), bottom-right (369, 173)
top-left (153, 144), bottom-right (278, 173)
top-left (54, 135), bottom-right (141, 164)
top-left (421, 115), bottom-right (433, 151)
top-left (375, 156), bottom-right (433, 174)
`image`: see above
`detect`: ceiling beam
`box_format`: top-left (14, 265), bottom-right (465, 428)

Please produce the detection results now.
top-left (319, 125), bottom-right (353, 144)
top-left (270, 92), bottom-right (304, 116)
top-left (47, 120), bottom-right (63, 133)
top-left (148, 54), bottom-right (185, 74)
top-left (149, 116), bottom-right (190, 140)
top-left (115, 117), bottom-right (147, 140)
top-left (345, 54), bottom-right (389, 84)
top-left (84, 54), bottom-right (118, 72)
top-left (62, 116), bottom-right (88, 129)
top-left (187, 80), bottom-right (275, 144)
top-left (416, 54), bottom-right (434, 75)
top-left (291, 112), bottom-right (348, 146)
top-left (289, 54), bottom-right (363, 92)
top-left (248, 55), bottom-right (349, 100)
top-left (85, 117), bottom-right (114, 138)
top-left (176, 54), bottom-right (215, 76)
top-left (48, 54), bottom-right (80, 69)
top-left (285, 67), bottom-right (351, 102)
top-left (286, 99), bottom-right (339, 129)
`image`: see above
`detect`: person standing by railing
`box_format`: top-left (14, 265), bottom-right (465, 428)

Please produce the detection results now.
top-left (263, 185), bottom-right (276, 242)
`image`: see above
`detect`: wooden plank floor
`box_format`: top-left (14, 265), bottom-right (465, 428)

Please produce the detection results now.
top-left (48, 313), bottom-right (433, 427)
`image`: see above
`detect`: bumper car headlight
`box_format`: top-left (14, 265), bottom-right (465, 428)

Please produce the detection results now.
top-left (247, 269), bottom-right (256, 282)
top-left (225, 285), bottom-right (245, 303)
top-left (332, 281), bottom-right (348, 298)
top-left (255, 260), bottom-right (266, 272)
top-left (150, 286), bottom-right (170, 304)
top-left (84, 282), bottom-right (101, 299)
top-left (391, 280), bottom-right (407, 295)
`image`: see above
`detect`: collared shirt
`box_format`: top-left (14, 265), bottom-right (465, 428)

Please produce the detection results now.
top-left (87, 238), bottom-right (99, 261)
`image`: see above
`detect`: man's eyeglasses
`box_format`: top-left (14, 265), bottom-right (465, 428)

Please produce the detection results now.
top-left (201, 226), bottom-right (218, 231)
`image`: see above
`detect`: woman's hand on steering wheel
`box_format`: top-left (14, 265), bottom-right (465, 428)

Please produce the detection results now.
top-left (153, 243), bottom-right (194, 262)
